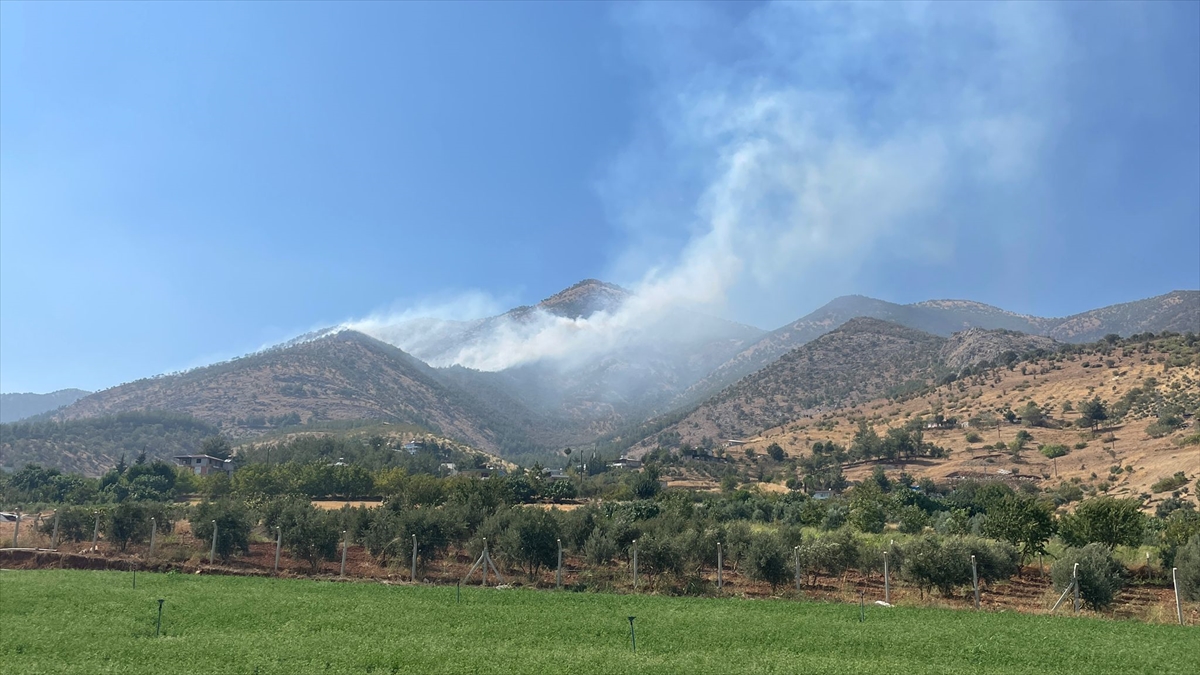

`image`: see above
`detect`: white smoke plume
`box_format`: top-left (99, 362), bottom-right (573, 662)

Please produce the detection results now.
top-left (347, 2), bottom-right (1066, 371)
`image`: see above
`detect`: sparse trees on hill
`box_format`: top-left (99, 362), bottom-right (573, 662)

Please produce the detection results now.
top-left (1076, 397), bottom-right (1109, 433)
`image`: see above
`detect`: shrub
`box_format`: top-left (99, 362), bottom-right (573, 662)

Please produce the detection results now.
top-left (1058, 497), bottom-right (1145, 549)
top-left (190, 500), bottom-right (252, 562)
top-left (1159, 510), bottom-right (1200, 568)
top-left (745, 533), bottom-right (789, 592)
top-left (1073, 441), bottom-right (1089, 450)
top-left (897, 505), bottom-right (930, 534)
top-left (583, 528), bottom-right (616, 566)
top-left (1040, 445), bottom-right (1069, 459)
top-left (38, 505), bottom-right (97, 543)
top-left (965, 431), bottom-right (983, 444)
top-left (279, 501), bottom-right (341, 572)
top-left (1051, 544), bottom-right (1124, 610)
top-left (797, 530), bottom-right (859, 585)
top-left (1150, 472), bottom-right (1189, 493)
top-left (932, 509), bottom-right (970, 536)
top-left (1176, 534), bottom-right (1200, 601)
top-left (103, 502), bottom-right (154, 551)
top-left (901, 535), bottom-right (972, 596)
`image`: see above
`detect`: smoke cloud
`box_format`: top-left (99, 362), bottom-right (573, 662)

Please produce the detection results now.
top-left (348, 2), bottom-right (1066, 371)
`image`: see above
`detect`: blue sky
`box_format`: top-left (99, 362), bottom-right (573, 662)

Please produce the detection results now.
top-left (2, 1), bottom-right (1198, 394)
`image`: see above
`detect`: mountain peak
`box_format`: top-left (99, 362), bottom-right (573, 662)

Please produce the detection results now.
top-left (536, 279), bottom-right (631, 319)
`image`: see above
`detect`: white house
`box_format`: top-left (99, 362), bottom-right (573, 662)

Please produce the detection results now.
top-left (173, 454), bottom-right (233, 476)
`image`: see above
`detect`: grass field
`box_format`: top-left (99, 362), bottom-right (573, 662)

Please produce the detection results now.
top-left (0, 570), bottom-right (1196, 675)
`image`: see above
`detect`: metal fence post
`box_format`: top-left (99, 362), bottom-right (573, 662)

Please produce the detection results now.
top-left (971, 554), bottom-right (980, 610)
top-left (273, 526), bottom-right (281, 574)
top-left (556, 539), bottom-right (562, 589)
top-left (1174, 567), bottom-right (1184, 626)
top-left (149, 518), bottom-right (157, 557)
top-left (883, 551), bottom-right (890, 604)
top-left (717, 542), bottom-right (723, 590)
top-left (794, 546), bottom-right (800, 591)
top-left (410, 534), bottom-right (417, 582)
top-left (209, 520), bottom-right (217, 565)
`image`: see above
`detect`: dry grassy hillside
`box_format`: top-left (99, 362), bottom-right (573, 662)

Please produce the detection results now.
top-left (712, 336), bottom-right (1200, 510)
top-left (54, 331), bottom-right (521, 452)
top-left (630, 320), bottom-right (1063, 457)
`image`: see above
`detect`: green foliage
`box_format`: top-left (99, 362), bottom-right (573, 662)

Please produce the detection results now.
top-left (1175, 534), bottom-right (1200, 601)
top-left (964, 431), bottom-right (983, 444)
top-left (1159, 510), bottom-right (1200, 568)
top-left (796, 530), bottom-right (859, 585)
top-left (901, 535), bottom-right (1017, 596)
top-left (200, 436), bottom-right (233, 460)
top-left (190, 500), bottom-right (252, 561)
top-left (1058, 497), bottom-right (1145, 549)
top-left (745, 533), bottom-right (789, 592)
top-left (583, 528), bottom-right (616, 566)
top-left (1077, 397), bottom-right (1109, 432)
top-left (0, 411), bottom-right (221, 475)
top-left (276, 499), bottom-right (341, 571)
top-left (1039, 444), bottom-right (1069, 459)
top-left (981, 495), bottom-right (1056, 559)
top-left (36, 505), bottom-right (96, 543)
top-left (1150, 471), bottom-right (1189, 493)
top-left (765, 443), bottom-right (785, 462)
top-left (102, 502), bottom-right (160, 551)
top-left (1051, 544), bottom-right (1124, 610)
top-left (1018, 401), bottom-right (1046, 427)
top-left (848, 483), bottom-right (887, 534)
top-left (482, 508), bottom-right (560, 579)
top-left (896, 505), bottom-right (930, 534)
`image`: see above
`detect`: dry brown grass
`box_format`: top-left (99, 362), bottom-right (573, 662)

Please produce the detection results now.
top-left (722, 350), bottom-right (1199, 509)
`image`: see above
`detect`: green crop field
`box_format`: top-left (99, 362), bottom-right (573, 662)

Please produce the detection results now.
top-left (0, 570), bottom-right (1195, 675)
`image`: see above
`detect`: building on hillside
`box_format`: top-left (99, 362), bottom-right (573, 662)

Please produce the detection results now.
top-left (440, 462), bottom-right (458, 476)
top-left (542, 468), bottom-right (569, 481)
top-left (610, 458), bottom-right (642, 470)
top-left (725, 439), bottom-right (748, 447)
top-left (173, 454), bottom-right (233, 476)
top-left (402, 441), bottom-right (422, 454)
top-left (810, 489), bottom-right (835, 500)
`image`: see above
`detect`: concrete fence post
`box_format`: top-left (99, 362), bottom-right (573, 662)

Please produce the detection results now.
top-left (92, 512), bottom-right (101, 553)
top-left (883, 551), bottom-right (890, 604)
top-left (971, 554), bottom-right (980, 610)
top-left (632, 540), bottom-right (638, 590)
top-left (51, 511), bottom-right (60, 550)
top-left (340, 530), bottom-right (348, 578)
top-left (149, 517), bottom-right (157, 558)
top-left (717, 542), bottom-right (723, 590)
top-left (1072, 562), bottom-right (1080, 614)
top-left (1174, 567), bottom-right (1184, 626)
top-left (209, 520), bottom-right (217, 565)
top-left (411, 534), bottom-right (418, 582)
top-left (12, 509), bottom-right (20, 548)
top-left (273, 526), bottom-right (282, 574)
top-left (556, 539), bottom-right (562, 590)
top-left (794, 546), bottom-right (801, 591)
